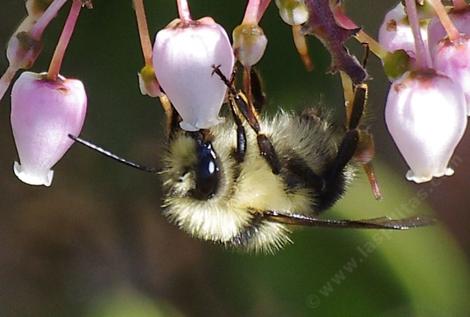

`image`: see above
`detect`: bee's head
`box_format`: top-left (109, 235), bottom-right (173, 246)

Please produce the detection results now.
top-left (162, 133), bottom-right (221, 200)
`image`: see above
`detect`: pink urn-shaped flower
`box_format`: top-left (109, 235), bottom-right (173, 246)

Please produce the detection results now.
top-left (428, 8), bottom-right (470, 53)
top-left (379, 3), bottom-right (428, 58)
top-left (153, 17), bottom-right (234, 131)
top-left (11, 71), bottom-right (87, 186)
top-left (385, 70), bottom-right (467, 183)
top-left (432, 36), bottom-right (470, 115)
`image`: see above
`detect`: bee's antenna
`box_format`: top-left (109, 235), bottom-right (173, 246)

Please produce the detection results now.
top-left (69, 134), bottom-right (158, 174)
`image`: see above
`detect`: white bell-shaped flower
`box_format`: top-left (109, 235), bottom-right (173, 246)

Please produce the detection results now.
top-left (153, 17), bottom-right (234, 131)
top-left (433, 36), bottom-right (470, 115)
top-left (385, 70), bottom-right (467, 183)
top-left (379, 3), bottom-right (428, 58)
top-left (11, 71), bottom-right (87, 186)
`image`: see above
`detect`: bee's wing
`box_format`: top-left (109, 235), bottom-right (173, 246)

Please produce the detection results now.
top-left (264, 210), bottom-right (435, 230)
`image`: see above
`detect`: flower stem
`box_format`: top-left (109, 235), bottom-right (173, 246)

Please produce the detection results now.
top-left (453, 0), bottom-right (468, 11)
top-left (177, 0), bottom-right (192, 22)
top-left (243, 0), bottom-right (261, 24)
top-left (47, 0), bottom-right (82, 81)
top-left (292, 25), bottom-right (314, 71)
top-left (30, 0), bottom-right (68, 40)
top-left (258, 0), bottom-right (271, 22)
top-left (257, 0), bottom-right (271, 22)
top-left (428, 0), bottom-right (460, 41)
top-left (133, 0), bottom-right (153, 66)
top-left (355, 30), bottom-right (388, 60)
top-left (0, 66), bottom-right (17, 102)
top-left (405, 0), bottom-right (431, 69)
top-left (331, 8), bottom-right (388, 59)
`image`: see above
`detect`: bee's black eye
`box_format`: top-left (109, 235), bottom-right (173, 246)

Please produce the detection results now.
top-left (193, 141), bottom-right (220, 200)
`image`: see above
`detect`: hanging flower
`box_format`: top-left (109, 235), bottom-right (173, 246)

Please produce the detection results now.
top-left (378, 2), bottom-right (429, 59)
top-left (153, 17), bottom-right (234, 131)
top-left (432, 36), bottom-right (470, 115)
top-left (11, 71), bottom-right (87, 186)
top-left (385, 69), bottom-right (467, 183)
top-left (428, 7), bottom-right (470, 53)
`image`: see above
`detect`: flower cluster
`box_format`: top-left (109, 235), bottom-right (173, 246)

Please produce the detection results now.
top-left (0, 0), bottom-right (468, 189)
top-left (380, 0), bottom-right (469, 183)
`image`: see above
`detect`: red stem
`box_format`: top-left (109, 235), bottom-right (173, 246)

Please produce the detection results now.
top-left (243, 0), bottom-right (261, 24)
top-left (428, 0), bottom-right (460, 41)
top-left (177, 0), bottom-right (192, 22)
top-left (404, 0), bottom-right (431, 69)
top-left (133, 0), bottom-right (153, 66)
top-left (47, 0), bottom-right (82, 81)
top-left (257, 0), bottom-right (271, 22)
top-left (0, 66), bottom-right (16, 102)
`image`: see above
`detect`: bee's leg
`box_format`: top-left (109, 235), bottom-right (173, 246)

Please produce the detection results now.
top-left (212, 65), bottom-right (281, 174)
top-left (340, 81), bottom-right (382, 199)
top-left (158, 94), bottom-right (181, 139)
top-left (243, 67), bottom-right (266, 114)
top-left (229, 101), bottom-right (247, 163)
top-left (232, 92), bottom-right (281, 174)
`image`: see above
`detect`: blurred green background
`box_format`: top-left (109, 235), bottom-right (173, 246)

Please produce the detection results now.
top-left (0, 1), bottom-right (469, 316)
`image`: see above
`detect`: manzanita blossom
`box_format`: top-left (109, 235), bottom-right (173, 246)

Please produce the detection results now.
top-left (432, 36), bottom-right (470, 115)
top-left (379, 2), bottom-right (429, 59)
top-left (153, 17), bottom-right (234, 131)
top-left (428, 7), bottom-right (470, 53)
top-left (385, 70), bottom-right (467, 183)
top-left (11, 71), bottom-right (87, 186)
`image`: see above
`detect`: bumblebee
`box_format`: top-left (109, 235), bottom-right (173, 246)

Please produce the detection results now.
top-left (71, 67), bottom-right (433, 253)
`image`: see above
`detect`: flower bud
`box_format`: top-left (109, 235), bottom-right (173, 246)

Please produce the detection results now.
top-left (11, 71), bottom-right (87, 186)
top-left (153, 17), bottom-right (234, 131)
top-left (275, 0), bottom-right (309, 25)
top-left (433, 36), bottom-right (470, 115)
top-left (138, 65), bottom-right (162, 97)
top-left (233, 23), bottom-right (268, 67)
top-left (6, 17), bottom-right (42, 70)
top-left (428, 8), bottom-right (470, 53)
top-left (385, 70), bottom-right (466, 183)
top-left (379, 3), bottom-right (428, 58)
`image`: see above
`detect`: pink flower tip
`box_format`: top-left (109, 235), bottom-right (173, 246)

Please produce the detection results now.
top-left (11, 71), bottom-right (87, 186)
